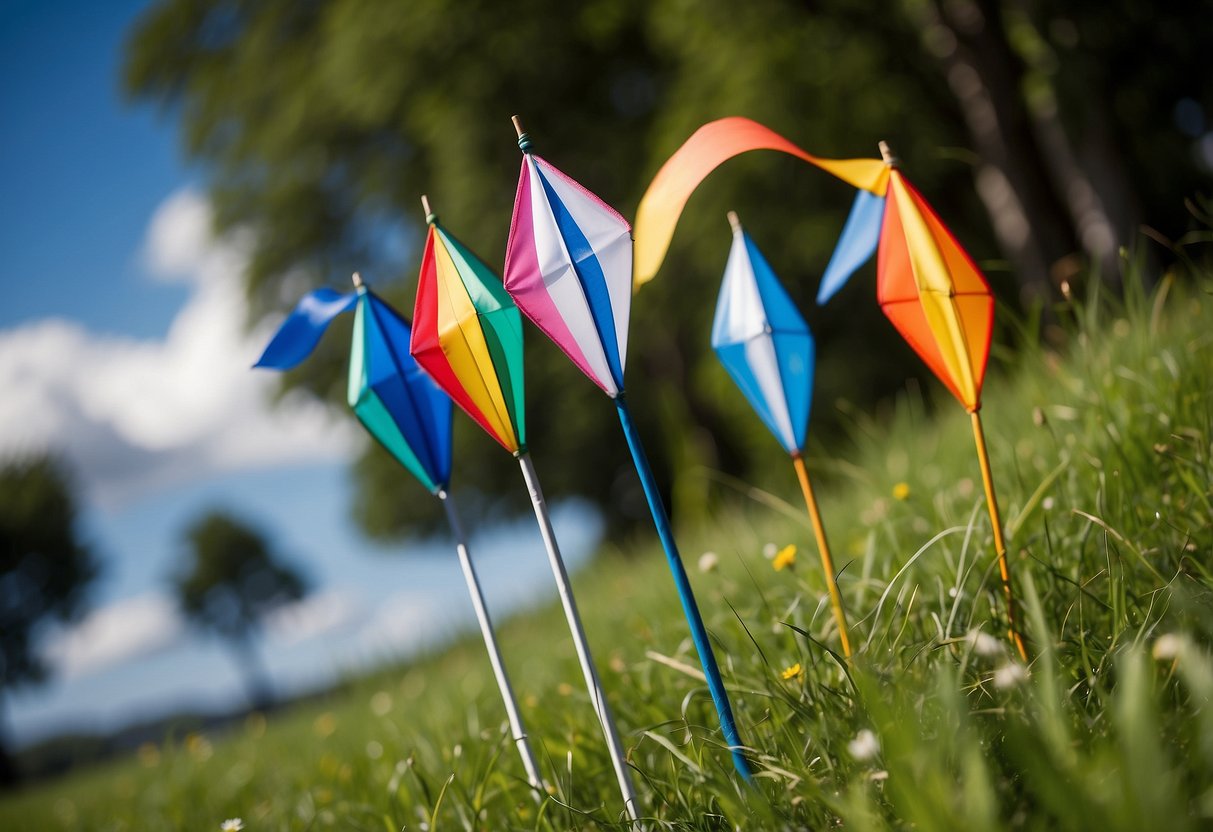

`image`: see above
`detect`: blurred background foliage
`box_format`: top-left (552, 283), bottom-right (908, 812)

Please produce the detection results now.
top-left (123, 0), bottom-right (1212, 539)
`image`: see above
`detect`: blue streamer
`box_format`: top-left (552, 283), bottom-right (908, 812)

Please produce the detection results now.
top-left (253, 288), bottom-right (358, 370)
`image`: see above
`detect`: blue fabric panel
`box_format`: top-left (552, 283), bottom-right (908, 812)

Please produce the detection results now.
top-left (535, 169), bottom-right (625, 389)
top-left (364, 294), bottom-right (452, 488)
top-left (772, 330), bottom-right (814, 451)
top-left (743, 235), bottom-right (806, 335)
top-left (714, 340), bottom-right (791, 451)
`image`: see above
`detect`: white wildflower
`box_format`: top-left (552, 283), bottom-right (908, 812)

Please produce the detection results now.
top-left (763, 542), bottom-right (778, 559)
top-left (993, 662), bottom-right (1029, 689)
top-left (1153, 633), bottom-right (1187, 661)
top-left (220, 820), bottom-right (244, 832)
top-left (698, 551), bottom-right (719, 573)
top-left (847, 729), bottom-right (880, 761)
top-left (965, 629), bottom-right (1004, 658)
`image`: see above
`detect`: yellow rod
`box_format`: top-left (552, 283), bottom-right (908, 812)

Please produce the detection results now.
top-left (971, 410), bottom-right (1029, 662)
top-left (791, 454), bottom-right (852, 658)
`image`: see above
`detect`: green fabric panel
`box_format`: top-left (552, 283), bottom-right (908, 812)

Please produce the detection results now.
top-left (437, 226), bottom-right (513, 313)
top-left (435, 224), bottom-right (526, 444)
top-left (355, 391), bottom-right (439, 493)
top-left (480, 305), bottom-right (526, 446)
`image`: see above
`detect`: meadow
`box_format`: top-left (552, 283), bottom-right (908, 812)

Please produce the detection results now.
top-left (2, 263), bottom-right (1210, 830)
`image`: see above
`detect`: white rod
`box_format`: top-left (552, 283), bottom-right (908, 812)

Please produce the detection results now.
top-left (516, 453), bottom-right (640, 823)
top-left (439, 489), bottom-right (545, 794)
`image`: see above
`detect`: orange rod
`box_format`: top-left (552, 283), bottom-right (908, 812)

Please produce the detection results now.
top-left (971, 410), bottom-right (1029, 661)
top-left (791, 454), bottom-right (853, 658)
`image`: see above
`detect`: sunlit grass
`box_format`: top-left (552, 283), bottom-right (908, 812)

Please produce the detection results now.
top-left (2, 264), bottom-right (1211, 830)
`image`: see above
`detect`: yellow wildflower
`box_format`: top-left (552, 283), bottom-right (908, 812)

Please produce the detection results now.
top-left (772, 544), bottom-right (796, 571)
top-left (781, 662), bottom-right (803, 680)
top-left (892, 482), bottom-right (911, 501)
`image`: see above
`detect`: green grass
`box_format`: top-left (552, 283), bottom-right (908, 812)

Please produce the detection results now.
top-left (3, 264), bottom-right (1212, 830)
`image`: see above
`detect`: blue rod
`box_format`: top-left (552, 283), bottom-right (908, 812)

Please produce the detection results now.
top-left (614, 394), bottom-right (753, 780)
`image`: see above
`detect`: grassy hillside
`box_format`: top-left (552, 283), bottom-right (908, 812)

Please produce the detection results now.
top-left (3, 266), bottom-right (1211, 830)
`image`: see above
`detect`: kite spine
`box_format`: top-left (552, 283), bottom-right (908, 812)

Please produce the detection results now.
top-left (440, 490), bottom-right (545, 794)
top-left (791, 454), bottom-right (853, 659)
top-left (970, 411), bottom-right (1029, 661)
top-left (614, 395), bottom-right (754, 781)
top-left (516, 453), bottom-right (640, 821)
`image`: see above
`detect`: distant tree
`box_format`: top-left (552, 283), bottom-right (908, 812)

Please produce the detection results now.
top-left (0, 455), bottom-right (99, 786)
top-left (174, 511), bottom-right (307, 710)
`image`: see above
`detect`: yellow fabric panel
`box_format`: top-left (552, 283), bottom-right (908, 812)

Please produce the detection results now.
top-left (890, 173), bottom-right (979, 408)
top-left (432, 236), bottom-right (517, 449)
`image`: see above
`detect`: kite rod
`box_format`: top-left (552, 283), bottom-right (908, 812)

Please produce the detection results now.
top-left (970, 410), bottom-right (1028, 661)
top-left (613, 395), bottom-right (754, 781)
top-left (516, 451), bottom-right (640, 822)
top-left (790, 454), bottom-right (853, 659)
top-left (439, 489), bottom-right (545, 793)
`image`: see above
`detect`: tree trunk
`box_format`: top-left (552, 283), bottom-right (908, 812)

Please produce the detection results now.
top-left (921, 0), bottom-right (1081, 306)
top-left (232, 635), bottom-right (274, 712)
top-left (0, 694), bottom-right (19, 788)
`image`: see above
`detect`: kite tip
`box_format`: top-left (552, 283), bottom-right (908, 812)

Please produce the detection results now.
top-left (421, 194), bottom-right (436, 225)
top-left (351, 271), bottom-right (364, 288)
top-left (726, 210), bottom-right (742, 233)
top-left (878, 141), bottom-right (898, 166)
top-left (512, 115), bottom-right (533, 153)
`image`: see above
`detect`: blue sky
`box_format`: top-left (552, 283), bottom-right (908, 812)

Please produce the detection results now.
top-left (0, 0), bottom-right (601, 747)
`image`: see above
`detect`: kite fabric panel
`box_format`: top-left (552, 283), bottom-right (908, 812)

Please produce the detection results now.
top-left (411, 221), bottom-right (526, 454)
top-left (633, 117), bottom-right (891, 288)
top-left (817, 189), bottom-right (886, 305)
top-left (349, 292), bottom-right (453, 493)
top-left (504, 153), bottom-right (633, 398)
top-left (877, 171), bottom-right (993, 411)
top-left (711, 222), bottom-right (814, 455)
top-left (254, 287), bottom-right (453, 494)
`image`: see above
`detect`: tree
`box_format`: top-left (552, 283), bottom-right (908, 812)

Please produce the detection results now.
top-left (0, 455), bottom-right (99, 785)
top-left (174, 511), bottom-right (307, 709)
top-left (122, 0), bottom-right (1212, 537)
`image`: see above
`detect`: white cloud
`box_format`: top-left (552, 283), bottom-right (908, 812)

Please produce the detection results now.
top-left (142, 189), bottom-right (216, 281)
top-left (0, 188), bottom-right (360, 505)
top-left (354, 590), bottom-right (458, 657)
top-left (42, 593), bottom-right (186, 679)
top-left (264, 589), bottom-right (363, 646)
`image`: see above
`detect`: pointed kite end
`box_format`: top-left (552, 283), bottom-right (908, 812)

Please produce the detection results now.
top-left (351, 271), bottom-right (364, 288)
top-left (726, 211), bottom-right (742, 233)
top-left (420, 195), bottom-right (436, 225)
top-left (878, 141), bottom-right (898, 166)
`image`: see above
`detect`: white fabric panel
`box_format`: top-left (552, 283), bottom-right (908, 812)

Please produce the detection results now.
top-left (536, 159), bottom-right (633, 373)
top-left (744, 334), bottom-right (798, 451)
top-left (712, 230), bottom-right (768, 344)
top-left (527, 161), bottom-right (618, 395)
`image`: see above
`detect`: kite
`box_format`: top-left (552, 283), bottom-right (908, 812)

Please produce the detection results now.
top-left (254, 277), bottom-right (544, 790)
top-left (408, 197), bottom-right (640, 820)
top-left (504, 117), bottom-right (753, 780)
top-left (713, 212), bottom-right (852, 657)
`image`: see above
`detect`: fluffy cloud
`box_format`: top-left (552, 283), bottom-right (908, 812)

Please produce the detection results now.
top-left (42, 593), bottom-right (186, 680)
top-left (0, 189), bottom-right (360, 504)
top-left (264, 589), bottom-right (364, 646)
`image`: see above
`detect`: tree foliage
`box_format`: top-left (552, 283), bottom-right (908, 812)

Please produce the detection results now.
top-left (175, 511), bottom-right (306, 705)
top-left (124, 0), bottom-right (1212, 538)
top-left (0, 456), bottom-right (98, 691)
